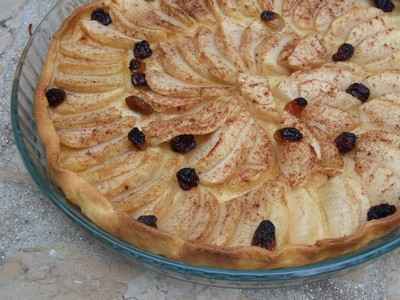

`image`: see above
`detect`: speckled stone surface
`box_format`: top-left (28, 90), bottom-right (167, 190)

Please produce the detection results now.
top-left (0, 1), bottom-right (399, 299)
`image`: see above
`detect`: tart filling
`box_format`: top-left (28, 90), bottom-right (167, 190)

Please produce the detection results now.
top-left (36, 0), bottom-right (400, 269)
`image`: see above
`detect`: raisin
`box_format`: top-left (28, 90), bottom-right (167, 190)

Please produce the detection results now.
top-left (45, 88), bottom-right (66, 107)
top-left (137, 215), bottom-right (158, 228)
top-left (346, 83), bottom-right (370, 103)
top-left (260, 10), bottom-right (284, 31)
top-left (125, 96), bottom-right (153, 115)
top-left (251, 220), bottom-right (276, 251)
top-left (131, 72), bottom-right (148, 87)
top-left (374, 0), bottom-right (395, 12)
top-left (134, 40), bottom-right (153, 60)
top-left (129, 59), bottom-right (143, 72)
top-left (170, 135), bottom-right (197, 154)
top-left (260, 10), bottom-right (278, 22)
top-left (335, 132), bottom-right (357, 154)
top-left (285, 97), bottom-right (308, 117)
top-left (128, 127), bottom-right (146, 150)
top-left (367, 204), bottom-right (396, 221)
top-left (91, 8), bottom-right (112, 26)
top-left (275, 127), bottom-right (303, 142)
top-left (176, 168), bottom-right (199, 191)
top-left (332, 43), bottom-right (354, 62)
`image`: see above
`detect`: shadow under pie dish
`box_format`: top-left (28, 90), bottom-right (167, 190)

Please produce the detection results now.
top-left (34, 0), bottom-right (400, 270)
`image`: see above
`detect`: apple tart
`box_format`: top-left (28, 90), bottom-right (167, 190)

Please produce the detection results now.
top-left (36, 0), bottom-right (400, 269)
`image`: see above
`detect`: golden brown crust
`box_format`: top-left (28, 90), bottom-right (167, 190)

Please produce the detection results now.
top-left (35, 0), bottom-right (400, 269)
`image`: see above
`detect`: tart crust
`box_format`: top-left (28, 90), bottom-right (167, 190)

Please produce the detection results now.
top-left (35, 0), bottom-right (400, 269)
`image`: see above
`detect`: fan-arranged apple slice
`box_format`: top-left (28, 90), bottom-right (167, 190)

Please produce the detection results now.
top-left (353, 29), bottom-right (400, 64)
top-left (238, 73), bottom-right (279, 121)
top-left (215, 19), bottom-right (246, 71)
top-left (58, 116), bottom-right (135, 149)
top-left (287, 33), bottom-right (328, 70)
top-left (110, 3), bottom-right (167, 41)
top-left (323, 6), bottom-right (383, 50)
top-left (116, 0), bottom-right (187, 33)
top-left (144, 99), bottom-right (236, 145)
top-left (361, 95), bottom-right (400, 131)
top-left (80, 20), bottom-right (139, 49)
top-left (255, 32), bottom-right (298, 75)
top-left (356, 131), bottom-right (400, 206)
top-left (285, 187), bottom-right (327, 244)
top-left (157, 41), bottom-right (212, 85)
top-left (196, 26), bottom-right (238, 84)
top-left (364, 71), bottom-right (400, 98)
top-left (60, 40), bottom-right (124, 62)
top-left (319, 158), bottom-right (370, 238)
top-left (54, 88), bottom-right (124, 115)
top-left (158, 188), bottom-right (219, 242)
top-left (240, 20), bottom-right (272, 74)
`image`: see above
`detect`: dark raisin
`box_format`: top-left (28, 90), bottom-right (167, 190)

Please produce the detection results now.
top-left (134, 40), bottom-right (153, 60)
top-left (275, 127), bottom-right (303, 142)
top-left (176, 168), bottom-right (199, 191)
top-left (131, 72), bottom-right (148, 87)
top-left (285, 97), bottom-right (308, 116)
top-left (332, 43), bottom-right (354, 62)
top-left (367, 204), bottom-right (396, 221)
top-left (260, 10), bottom-right (284, 31)
top-left (346, 83), bottom-right (370, 103)
top-left (335, 132), bottom-right (357, 154)
top-left (45, 88), bottom-right (66, 107)
top-left (128, 127), bottom-right (146, 150)
top-left (129, 59), bottom-right (143, 72)
top-left (251, 220), bottom-right (276, 251)
top-left (374, 0), bottom-right (395, 12)
top-left (125, 96), bottom-right (153, 115)
top-left (91, 8), bottom-right (112, 26)
top-left (137, 215), bottom-right (158, 228)
top-left (260, 10), bottom-right (278, 22)
top-left (170, 135), bottom-right (197, 154)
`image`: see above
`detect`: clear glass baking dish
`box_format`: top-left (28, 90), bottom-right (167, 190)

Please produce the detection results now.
top-left (11, 0), bottom-right (400, 288)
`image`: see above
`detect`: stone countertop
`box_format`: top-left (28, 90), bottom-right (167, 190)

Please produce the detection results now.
top-left (0, 1), bottom-right (398, 299)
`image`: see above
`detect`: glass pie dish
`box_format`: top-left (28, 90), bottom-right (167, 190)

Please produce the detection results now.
top-left (11, 0), bottom-right (400, 288)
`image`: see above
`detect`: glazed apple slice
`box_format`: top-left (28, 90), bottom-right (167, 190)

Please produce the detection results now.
top-left (58, 57), bottom-right (123, 76)
top-left (353, 29), bottom-right (400, 64)
top-left (255, 32), bottom-right (298, 75)
top-left (287, 33), bottom-right (328, 70)
top-left (157, 41), bottom-right (211, 85)
top-left (158, 189), bottom-right (219, 242)
top-left (238, 73), bottom-right (279, 121)
top-left (323, 6), bottom-right (383, 50)
top-left (60, 40), bottom-right (124, 62)
top-left (144, 99), bottom-right (235, 145)
top-left (159, 0), bottom-right (194, 26)
top-left (196, 26), bottom-right (238, 84)
top-left (58, 117), bottom-right (135, 149)
top-left (146, 64), bottom-right (232, 98)
top-left (364, 71), bottom-right (400, 97)
top-left (356, 131), bottom-right (400, 205)
top-left (80, 20), bottom-right (139, 49)
top-left (319, 160), bottom-right (370, 238)
top-left (215, 19), bottom-right (246, 71)
top-left (110, 4), bottom-right (167, 41)
top-left (361, 95), bottom-right (400, 131)
top-left (54, 72), bottom-right (123, 93)
top-left (52, 106), bottom-right (122, 129)
top-left (60, 136), bottom-right (133, 171)
top-left (286, 187), bottom-right (327, 244)
top-left (240, 21), bottom-right (271, 73)
top-left (346, 16), bottom-right (389, 47)
top-left (119, 0), bottom-right (186, 33)
top-left (54, 88), bottom-right (125, 115)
